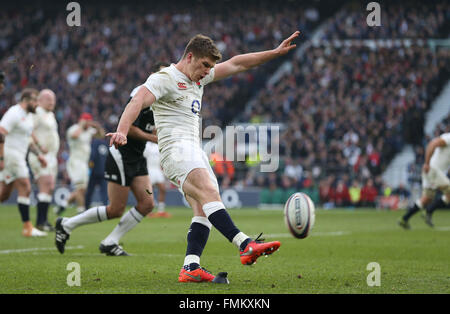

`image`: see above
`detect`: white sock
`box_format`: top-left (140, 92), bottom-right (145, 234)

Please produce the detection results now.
top-left (158, 202), bottom-right (165, 213)
top-left (183, 254), bottom-right (200, 267)
top-left (18, 196), bottom-right (31, 205)
top-left (62, 205), bottom-right (107, 234)
top-left (202, 201), bottom-right (225, 217)
top-left (232, 232), bottom-right (249, 249)
top-left (37, 193), bottom-right (52, 203)
top-left (102, 207), bottom-right (144, 245)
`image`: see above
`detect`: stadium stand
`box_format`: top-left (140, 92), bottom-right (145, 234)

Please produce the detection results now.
top-left (242, 0), bottom-right (450, 206)
top-left (0, 0), bottom-right (328, 187)
top-left (0, 0), bottom-right (449, 208)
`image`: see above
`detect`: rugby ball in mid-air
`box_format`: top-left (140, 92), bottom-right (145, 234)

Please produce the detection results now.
top-left (284, 192), bottom-right (315, 239)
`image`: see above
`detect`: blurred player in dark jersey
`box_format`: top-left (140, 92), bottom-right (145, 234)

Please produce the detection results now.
top-left (85, 137), bottom-right (109, 208)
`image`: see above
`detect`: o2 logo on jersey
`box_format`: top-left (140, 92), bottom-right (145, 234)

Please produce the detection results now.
top-left (145, 123), bottom-right (154, 131)
top-left (191, 100), bottom-right (201, 115)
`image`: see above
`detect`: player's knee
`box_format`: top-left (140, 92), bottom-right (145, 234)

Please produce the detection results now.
top-left (19, 185), bottom-right (32, 197)
top-left (137, 198), bottom-right (154, 215)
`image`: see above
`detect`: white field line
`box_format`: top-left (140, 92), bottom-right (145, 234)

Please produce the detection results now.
top-left (263, 226), bottom-right (450, 239)
top-left (261, 231), bottom-right (351, 238)
top-left (0, 245), bottom-right (84, 254)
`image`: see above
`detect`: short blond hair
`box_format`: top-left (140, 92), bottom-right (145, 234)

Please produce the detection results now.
top-left (182, 34), bottom-right (222, 61)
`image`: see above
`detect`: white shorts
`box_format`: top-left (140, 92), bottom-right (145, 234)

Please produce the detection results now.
top-left (28, 152), bottom-right (58, 180)
top-left (67, 159), bottom-right (89, 189)
top-left (422, 166), bottom-right (450, 192)
top-left (0, 149), bottom-right (29, 184)
top-left (148, 167), bottom-right (165, 185)
top-left (160, 142), bottom-right (219, 194)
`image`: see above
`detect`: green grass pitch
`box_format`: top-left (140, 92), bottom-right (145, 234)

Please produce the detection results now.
top-left (0, 204), bottom-right (449, 294)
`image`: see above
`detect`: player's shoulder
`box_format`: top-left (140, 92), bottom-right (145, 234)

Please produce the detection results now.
top-left (2, 104), bottom-right (24, 121)
top-left (439, 132), bottom-right (450, 144)
top-left (147, 65), bottom-right (175, 82)
top-left (33, 106), bottom-right (46, 118)
top-left (67, 124), bottom-right (78, 133)
top-left (5, 104), bottom-right (21, 115)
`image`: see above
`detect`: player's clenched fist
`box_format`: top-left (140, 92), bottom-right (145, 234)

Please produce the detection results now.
top-left (107, 131), bottom-right (127, 148)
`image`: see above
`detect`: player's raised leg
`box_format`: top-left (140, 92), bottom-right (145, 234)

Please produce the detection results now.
top-left (183, 168), bottom-right (281, 266)
top-left (100, 175), bottom-right (154, 256)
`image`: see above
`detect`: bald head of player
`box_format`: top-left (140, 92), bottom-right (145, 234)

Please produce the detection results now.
top-left (178, 34), bottom-right (222, 82)
top-left (38, 89), bottom-right (56, 112)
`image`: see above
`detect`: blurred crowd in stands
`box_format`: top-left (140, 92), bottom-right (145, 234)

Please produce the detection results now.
top-left (0, 0), bottom-right (321, 186)
top-left (245, 44), bottom-right (449, 208)
top-left (234, 0), bottom-right (450, 207)
top-left (321, 0), bottom-right (450, 39)
top-left (0, 0), bottom-right (449, 208)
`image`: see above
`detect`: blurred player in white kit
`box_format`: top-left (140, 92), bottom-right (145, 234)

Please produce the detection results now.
top-left (28, 89), bottom-right (59, 231)
top-left (0, 88), bottom-right (48, 237)
top-left (61, 113), bottom-right (104, 213)
top-left (399, 132), bottom-right (450, 229)
top-left (144, 140), bottom-right (171, 218)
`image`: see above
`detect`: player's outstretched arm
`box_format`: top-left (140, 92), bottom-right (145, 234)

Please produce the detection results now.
top-left (213, 31), bottom-right (300, 82)
top-left (107, 87), bottom-right (156, 147)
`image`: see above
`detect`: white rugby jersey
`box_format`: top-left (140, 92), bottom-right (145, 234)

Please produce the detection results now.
top-left (0, 104), bottom-right (33, 158)
top-left (33, 106), bottom-right (60, 154)
top-left (430, 132), bottom-right (450, 172)
top-left (66, 124), bottom-right (97, 164)
top-left (142, 64), bottom-right (215, 152)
